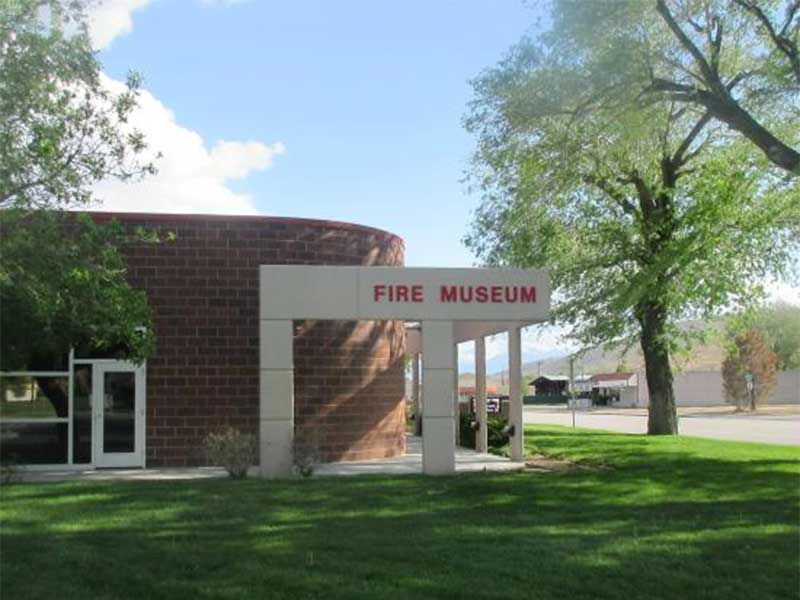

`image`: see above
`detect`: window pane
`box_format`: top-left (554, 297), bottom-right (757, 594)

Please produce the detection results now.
top-left (0, 377), bottom-right (69, 419)
top-left (1, 422), bottom-right (68, 464)
top-left (72, 366), bottom-right (93, 464)
top-left (103, 372), bottom-right (135, 453)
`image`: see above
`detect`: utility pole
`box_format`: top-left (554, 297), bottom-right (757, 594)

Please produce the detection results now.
top-left (569, 355), bottom-right (576, 428)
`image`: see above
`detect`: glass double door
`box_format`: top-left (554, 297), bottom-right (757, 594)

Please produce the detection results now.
top-left (92, 362), bottom-right (145, 468)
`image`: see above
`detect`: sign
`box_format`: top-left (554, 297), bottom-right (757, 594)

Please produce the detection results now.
top-left (260, 266), bottom-right (550, 322)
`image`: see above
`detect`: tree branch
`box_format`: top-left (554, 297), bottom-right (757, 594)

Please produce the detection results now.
top-left (656, 0), bottom-right (722, 87)
top-left (673, 111), bottom-right (712, 167)
top-left (734, 0), bottom-right (800, 83)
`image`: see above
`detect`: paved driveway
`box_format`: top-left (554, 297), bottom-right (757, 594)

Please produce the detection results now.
top-left (524, 405), bottom-right (800, 446)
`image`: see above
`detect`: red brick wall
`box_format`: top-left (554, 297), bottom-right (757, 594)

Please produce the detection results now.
top-left (90, 213), bottom-right (406, 466)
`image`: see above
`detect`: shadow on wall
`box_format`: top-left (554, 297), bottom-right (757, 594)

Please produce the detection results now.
top-left (292, 318), bottom-right (407, 463)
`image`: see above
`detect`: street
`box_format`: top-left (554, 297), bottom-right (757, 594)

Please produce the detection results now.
top-left (524, 405), bottom-right (800, 446)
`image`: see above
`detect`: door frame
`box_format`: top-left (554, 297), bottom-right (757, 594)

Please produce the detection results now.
top-left (91, 360), bottom-right (146, 468)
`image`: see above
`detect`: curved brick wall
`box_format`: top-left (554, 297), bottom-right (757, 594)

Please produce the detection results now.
top-left (90, 212), bottom-right (406, 466)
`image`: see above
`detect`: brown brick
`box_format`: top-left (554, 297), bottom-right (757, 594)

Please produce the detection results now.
top-left (90, 212), bottom-right (406, 466)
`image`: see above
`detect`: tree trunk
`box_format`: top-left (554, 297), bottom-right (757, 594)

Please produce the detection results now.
top-left (638, 301), bottom-right (679, 435)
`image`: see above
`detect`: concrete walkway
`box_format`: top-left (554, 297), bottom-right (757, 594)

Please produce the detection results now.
top-left (16, 435), bottom-right (523, 483)
top-left (315, 435), bottom-right (524, 477)
top-left (525, 405), bottom-right (800, 446)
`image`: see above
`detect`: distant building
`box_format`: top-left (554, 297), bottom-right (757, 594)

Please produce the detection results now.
top-left (589, 372), bottom-right (639, 406)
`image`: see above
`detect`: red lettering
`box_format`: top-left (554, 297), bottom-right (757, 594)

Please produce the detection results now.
top-left (491, 286), bottom-right (502, 303)
top-left (475, 286), bottom-right (488, 303)
top-left (505, 286), bottom-right (519, 303)
top-left (411, 285), bottom-right (423, 302)
top-left (520, 286), bottom-right (536, 303)
top-left (441, 285), bottom-right (457, 302)
top-left (374, 284), bottom-right (386, 302)
top-left (396, 285), bottom-right (409, 302)
top-left (459, 285), bottom-right (473, 302)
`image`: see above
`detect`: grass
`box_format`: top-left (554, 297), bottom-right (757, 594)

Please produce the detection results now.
top-left (1, 425), bottom-right (798, 600)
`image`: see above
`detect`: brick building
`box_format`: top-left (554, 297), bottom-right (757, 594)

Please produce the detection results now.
top-left (0, 213), bottom-right (407, 468)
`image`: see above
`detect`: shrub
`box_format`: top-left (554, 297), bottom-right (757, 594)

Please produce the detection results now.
top-left (293, 427), bottom-right (320, 477)
top-left (204, 427), bottom-right (257, 479)
top-left (722, 329), bottom-right (778, 411)
top-left (458, 414), bottom-right (510, 451)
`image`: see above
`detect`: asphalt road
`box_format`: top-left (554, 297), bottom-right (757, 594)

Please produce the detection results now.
top-left (524, 405), bottom-right (800, 446)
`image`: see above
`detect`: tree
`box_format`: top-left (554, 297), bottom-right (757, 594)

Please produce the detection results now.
top-left (0, 210), bottom-right (155, 370)
top-left (0, 0), bottom-right (158, 369)
top-left (0, 0), bottom-right (156, 210)
top-left (737, 302), bottom-right (800, 369)
top-left (464, 2), bottom-right (800, 433)
top-left (722, 329), bottom-right (779, 410)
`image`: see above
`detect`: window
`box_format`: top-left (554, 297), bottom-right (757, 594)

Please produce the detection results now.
top-left (0, 374), bottom-right (70, 464)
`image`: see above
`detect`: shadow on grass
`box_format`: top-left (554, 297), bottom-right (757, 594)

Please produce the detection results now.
top-left (1, 427), bottom-right (799, 600)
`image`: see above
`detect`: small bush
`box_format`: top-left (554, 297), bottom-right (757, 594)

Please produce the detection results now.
top-left (458, 414), bottom-right (510, 451)
top-left (293, 427), bottom-right (321, 477)
top-left (205, 427), bottom-right (257, 479)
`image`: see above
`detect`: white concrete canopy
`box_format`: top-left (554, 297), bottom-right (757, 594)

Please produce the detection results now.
top-left (259, 265), bottom-right (550, 478)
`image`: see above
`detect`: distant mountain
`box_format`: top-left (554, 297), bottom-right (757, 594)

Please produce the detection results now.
top-left (458, 319), bottom-right (726, 392)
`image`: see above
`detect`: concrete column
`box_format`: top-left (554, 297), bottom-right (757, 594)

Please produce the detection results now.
top-left (421, 320), bottom-right (456, 475)
top-left (508, 325), bottom-right (524, 462)
top-left (412, 353), bottom-right (422, 436)
top-left (454, 343), bottom-right (460, 446)
top-left (475, 337), bottom-right (488, 453)
top-left (259, 319), bottom-right (294, 477)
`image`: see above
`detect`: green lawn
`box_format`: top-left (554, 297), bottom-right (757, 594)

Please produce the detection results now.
top-left (2, 426), bottom-right (798, 600)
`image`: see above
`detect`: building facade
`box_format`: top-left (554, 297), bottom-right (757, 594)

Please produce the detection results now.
top-left (0, 213), bottom-right (408, 468)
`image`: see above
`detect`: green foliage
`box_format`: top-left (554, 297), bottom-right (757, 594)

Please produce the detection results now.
top-left (754, 303), bottom-right (800, 370)
top-left (458, 413), bottom-right (510, 450)
top-left (0, 1), bottom-right (161, 369)
top-left (539, 0), bottom-right (800, 173)
top-left (0, 210), bottom-right (155, 369)
top-left (0, 0), bottom-right (157, 210)
top-left (204, 427), bottom-right (257, 480)
top-left (464, 2), bottom-right (799, 433)
top-left (722, 329), bottom-right (779, 410)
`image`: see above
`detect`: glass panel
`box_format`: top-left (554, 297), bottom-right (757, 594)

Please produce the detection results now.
top-left (1, 422), bottom-right (68, 464)
top-left (0, 376), bottom-right (69, 419)
top-left (72, 366), bottom-right (93, 464)
top-left (103, 372), bottom-right (135, 453)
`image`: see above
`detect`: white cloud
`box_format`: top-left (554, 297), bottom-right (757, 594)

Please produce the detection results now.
top-left (91, 74), bottom-right (285, 215)
top-left (87, 0), bottom-right (153, 50)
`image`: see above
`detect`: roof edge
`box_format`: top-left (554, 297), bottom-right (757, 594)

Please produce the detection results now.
top-left (86, 211), bottom-right (404, 247)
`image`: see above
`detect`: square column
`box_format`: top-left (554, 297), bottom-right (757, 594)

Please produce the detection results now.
top-left (508, 325), bottom-right (524, 461)
top-left (421, 320), bottom-right (456, 475)
top-left (475, 337), bottom-right (488, 453)
top-left (259, 319), bottom-right (294, 477)
top-left (453, 343), bottom-right (460, 446)
top-left (411, 353), bottom-right (422, 436)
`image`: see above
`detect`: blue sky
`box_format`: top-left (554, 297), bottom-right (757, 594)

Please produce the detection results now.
top-left (93, 0), bottom-right (540, 268)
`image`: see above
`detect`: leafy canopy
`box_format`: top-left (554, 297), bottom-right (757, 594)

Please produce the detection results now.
top-left (0, 0), bottom-right (156, 210)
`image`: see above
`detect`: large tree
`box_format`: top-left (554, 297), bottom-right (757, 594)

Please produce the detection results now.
top-left (464, 2), bottom-right (799, 433)
top-left (0, 0), bottom-right (157, 369)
